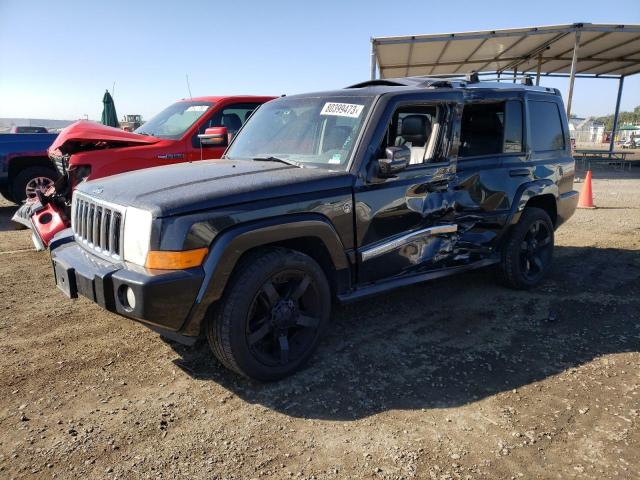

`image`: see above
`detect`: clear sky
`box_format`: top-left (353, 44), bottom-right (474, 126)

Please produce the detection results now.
top-left (1, 0), bottom-right (638, 121)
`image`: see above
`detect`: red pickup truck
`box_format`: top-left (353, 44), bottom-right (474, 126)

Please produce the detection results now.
top-left (13, 95), bottom-right (275, 248)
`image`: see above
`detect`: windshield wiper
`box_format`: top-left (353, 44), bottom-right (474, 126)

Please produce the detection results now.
top-left (252, 156), bottom-right (300, 167)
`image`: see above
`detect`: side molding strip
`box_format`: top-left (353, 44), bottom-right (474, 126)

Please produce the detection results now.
top-left (360, 224), bottom-right (458, 262)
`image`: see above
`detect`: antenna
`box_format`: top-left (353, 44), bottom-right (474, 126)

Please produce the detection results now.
top-left (185, 74), bottom-right (193, 99)
top-left (112, 81), bottom-right (116, 98)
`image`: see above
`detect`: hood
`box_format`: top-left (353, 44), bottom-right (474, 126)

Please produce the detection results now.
top-left (49, 120), bottom-right (159, 155)
top-left (77, 160), bottom-right (353, 217)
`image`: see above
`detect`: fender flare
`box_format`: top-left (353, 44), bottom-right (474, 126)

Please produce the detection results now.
top-left (507, 179), bottom-right (558, 226)
top-left (180, 213), bottom-right (350, 335)
top-left (6, 153), bottom-right (56, 184)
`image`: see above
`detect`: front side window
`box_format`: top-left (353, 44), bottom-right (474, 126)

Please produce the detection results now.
top-left (459, 100), bottom-right (523, 158)
top-left (376, 104), bottom-right (447, 165)
top-left (203, 104), bottom-right (260, 133)
top-left (192, 103), bottom-right (261, 147)
top-left (225, 96), bottom-right (374, 169)
top-left (529, 101), bottom-right (565, 151)
top-left (135, 101), bottom-right (213, 139)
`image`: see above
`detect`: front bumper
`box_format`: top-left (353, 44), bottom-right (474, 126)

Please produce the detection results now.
top-left (50, 233), bottom-right (205, 338)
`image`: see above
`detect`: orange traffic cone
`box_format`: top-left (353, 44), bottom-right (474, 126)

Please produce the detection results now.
top-left (578, 170), bottom-right (595, 209)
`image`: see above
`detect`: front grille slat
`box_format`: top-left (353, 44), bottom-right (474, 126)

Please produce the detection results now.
top-left (83, 201), bottom-right (90, 241)
top-left (91, 205), bottom-right (99, 246)
top-left (78, 200), bottom-right (84, 238)
top-left (72, 193), bottom-right (125, 260)
top-left (101, 210), bottom-right (110, 251)
top-left (109, 212), bottom-right (117, 253)
top-left (88, 204), bottom-right (95, 245)
top-left (112, 213), bottom-right (121, 254)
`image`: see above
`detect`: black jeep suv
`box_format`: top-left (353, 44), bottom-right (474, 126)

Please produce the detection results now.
top-left (49, 76), bottom-right (579, 380)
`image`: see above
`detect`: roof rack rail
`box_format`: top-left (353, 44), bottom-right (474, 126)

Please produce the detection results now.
top-left (346, 77), bottom-right (453, 89)
top-left (466, 74), bottom-right (534, 83)
top-left (520, 75), bottom-right (534, 86)
top-left (466, 72), bottom-right (480, 83)
top-left (347, 74), bottom-right (552, 91)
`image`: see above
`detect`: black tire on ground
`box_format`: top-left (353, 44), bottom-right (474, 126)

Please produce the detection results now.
top-left (496, 207), bottom-right (555, 290)
top-left (10, 166), bottom-right (57, 204)
top-left (0, 186), bottom-right (14, 203)
top-left (206, 247), bottom-right (331, 381)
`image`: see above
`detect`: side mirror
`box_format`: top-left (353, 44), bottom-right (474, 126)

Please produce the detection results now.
top-left (378, 146), bottom-right (410, 177)
top-left (198, 127), bottom-right (228, 147)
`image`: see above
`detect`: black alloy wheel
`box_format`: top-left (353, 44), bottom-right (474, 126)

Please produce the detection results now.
top-left (246, 269), bottom-right (323, 367)
top-left (519, 219), bottom-right (553, 282)
top-left (497, 207), bottom-right (555, 289)
top-left (207, 247), bottom-right (331, 381)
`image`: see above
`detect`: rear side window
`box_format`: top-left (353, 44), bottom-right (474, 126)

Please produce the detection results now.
top-left (529, 101), bottom-right (565, 151)
top-left (459, 100), bottom-right (523, 158)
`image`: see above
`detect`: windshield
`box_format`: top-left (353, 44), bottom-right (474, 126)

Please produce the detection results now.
top-left (225, 95), bottom-right (373, 169)
top-left (135, 101), bottom-right (213, 139)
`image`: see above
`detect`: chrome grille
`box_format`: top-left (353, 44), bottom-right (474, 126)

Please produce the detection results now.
top-left (72, 192), bottom-right (125, 260)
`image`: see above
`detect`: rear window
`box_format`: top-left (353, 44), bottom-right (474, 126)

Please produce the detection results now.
top-left (529, 101), bottom-right (565, 151)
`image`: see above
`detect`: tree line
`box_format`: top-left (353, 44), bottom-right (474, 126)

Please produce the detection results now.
top-left (591, 105), bottom-right (640, 131)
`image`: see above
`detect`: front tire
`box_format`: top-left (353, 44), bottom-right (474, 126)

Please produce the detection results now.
top-left (497, 207), bottom-right (554, 289)
top-left (11, 166), bottom-right (57, 204)
top-left (206, 247), bottom-right (331, 381)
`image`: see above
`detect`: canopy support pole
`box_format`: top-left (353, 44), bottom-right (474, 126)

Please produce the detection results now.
top-left (566, 30), bottom-right (581, 118)
top-left (513, 69), bottom-right (517, 83)
top-left (370, 39), bottom-right (377, 80)
top-left (535, 53), bottom-right (543, 85)
top-left (608, 75), bottom-right (625, 156)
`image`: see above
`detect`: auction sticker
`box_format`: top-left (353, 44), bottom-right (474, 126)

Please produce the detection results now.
top-left (320, 102), bottom-right (364, 118)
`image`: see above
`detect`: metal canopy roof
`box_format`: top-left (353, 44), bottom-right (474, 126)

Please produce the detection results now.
top-left (372, 23), bottom-right (640, 79)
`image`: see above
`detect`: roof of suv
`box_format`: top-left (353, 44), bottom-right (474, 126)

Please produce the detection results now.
top-left (346, 76), bottom-right (560, 95)
top-left (281, 76), bottom-right (561, 101)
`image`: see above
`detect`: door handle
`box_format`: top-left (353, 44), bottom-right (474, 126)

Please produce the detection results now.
top-left (509, 168), bottom-right (530, 177)
top-left (426, 179), bottom-right (449, 192)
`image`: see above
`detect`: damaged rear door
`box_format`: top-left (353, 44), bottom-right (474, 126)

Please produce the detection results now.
top-left (353, 92), bottom-right (463, 284)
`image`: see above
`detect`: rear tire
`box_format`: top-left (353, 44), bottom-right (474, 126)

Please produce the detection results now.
top-left (497, 207), bottom-right (554, 289)
top-left (11, 166), bottom-right (57, 204)
top-left (206, 247), bottom-right (331, 381)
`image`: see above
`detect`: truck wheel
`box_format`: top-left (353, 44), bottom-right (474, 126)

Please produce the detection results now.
top-left (0, 186), bottom-right (14, 203)
top-left (206, 247), bottom-right (331, 381)
top-left (497, 207), bottom-right (554, 289)
top-left (11, 166), bottom-right (57, 204)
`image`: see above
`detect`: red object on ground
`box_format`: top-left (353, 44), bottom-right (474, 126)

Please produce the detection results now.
top-left (578, 170), bottom-right (595, 209)
top-left (32, 203), bottom-right (66, 248)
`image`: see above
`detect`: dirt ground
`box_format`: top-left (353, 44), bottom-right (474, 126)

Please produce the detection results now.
top-left (0, 167), bottom-right (638, 480)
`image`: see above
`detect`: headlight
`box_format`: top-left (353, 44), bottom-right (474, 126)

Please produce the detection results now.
top-left (123, 207), bottom-right (153, 265)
